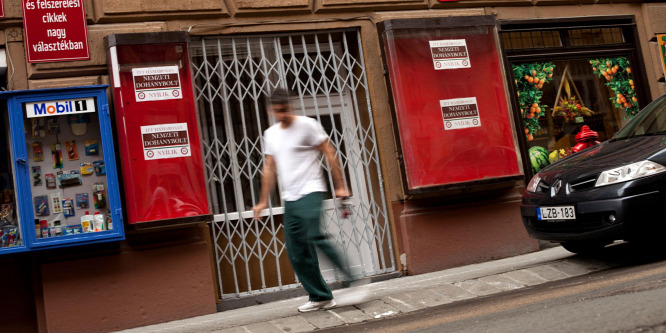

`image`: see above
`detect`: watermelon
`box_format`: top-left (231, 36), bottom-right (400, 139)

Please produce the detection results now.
top-left (529, 146), bottom-right (550, 174)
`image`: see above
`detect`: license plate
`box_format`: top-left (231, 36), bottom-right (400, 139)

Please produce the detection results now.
top-left (537, 206), bottom-right (576, 220)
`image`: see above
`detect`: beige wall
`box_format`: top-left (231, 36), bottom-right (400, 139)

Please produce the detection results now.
top-left (1, 0), bottom-right (661, 269)
top-left (1, 0), bottom-right (662, 203)
top-left (0, 0), bottom-right (661, 330)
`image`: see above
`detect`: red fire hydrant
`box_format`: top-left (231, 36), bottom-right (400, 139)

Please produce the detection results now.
top-left (571, 125), bottom-right (600, 154)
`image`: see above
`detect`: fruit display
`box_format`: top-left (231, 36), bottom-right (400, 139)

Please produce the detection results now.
top-left (548, 149), bottom-right (567, 164)
top-left (512, 62), bottom-right (556, 141)
top-left (590, 57), bottom-right (639, 117)
top-left (528, 146), bottom-right (551, 174)
top-left (551, 65), bottom-right (594, 122)
top-left (553, 96), bottom-right (594, 122)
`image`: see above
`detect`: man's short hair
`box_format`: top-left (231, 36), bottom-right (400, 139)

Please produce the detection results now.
top-left (269, 88), bottom-right (290, 105)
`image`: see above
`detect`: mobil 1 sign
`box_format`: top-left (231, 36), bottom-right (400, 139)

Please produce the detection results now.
top-left (22, 0), bottom-right (90, 63)
top-left (25, 97), bottom-right (95, 118)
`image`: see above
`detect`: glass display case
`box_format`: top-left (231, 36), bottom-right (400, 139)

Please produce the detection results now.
top-left (106, 31), bottom-right (211, 229)
top-left (378, 16), bottom-right (523, 194)
top-left (0, 85), bottom-right (124, 254)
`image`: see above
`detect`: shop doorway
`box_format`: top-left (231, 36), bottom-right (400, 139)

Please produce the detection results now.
top-left (190, 30), bottom-right (396, 302)
top-left (500, 16), bottom-right (651, 176)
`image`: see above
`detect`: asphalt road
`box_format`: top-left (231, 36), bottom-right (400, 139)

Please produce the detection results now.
top-left (321, 242), bottom-right (666, 333)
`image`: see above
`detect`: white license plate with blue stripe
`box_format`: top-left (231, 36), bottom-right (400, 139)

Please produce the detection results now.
top-left (537, 206), bottom-right (576, 220)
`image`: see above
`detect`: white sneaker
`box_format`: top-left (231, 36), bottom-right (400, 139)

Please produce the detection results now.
top-left (298, 299), bottom-right (336, 312)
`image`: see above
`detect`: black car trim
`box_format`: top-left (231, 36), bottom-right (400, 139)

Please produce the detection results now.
top-left (569, 178), bottom-right (597, 192)
top-left (576, 190), bottom-right (659, 214)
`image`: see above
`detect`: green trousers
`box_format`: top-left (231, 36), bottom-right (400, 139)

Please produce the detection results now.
top-left (284, 192), bottom-right (351, 301)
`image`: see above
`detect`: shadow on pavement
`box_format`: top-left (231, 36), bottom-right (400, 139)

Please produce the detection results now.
top-left (576, 241), bottom-right (666, 266)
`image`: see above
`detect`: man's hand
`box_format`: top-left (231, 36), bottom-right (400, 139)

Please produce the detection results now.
top-left (252, 201), bottom-right (268, 220)
top-left (335, 188), bottom-right (349, 199)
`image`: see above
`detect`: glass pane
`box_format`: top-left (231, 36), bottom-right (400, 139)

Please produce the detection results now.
top-left (512, 57), bottom-right (639, 173)
top-left (502, 31), bottom-right (562, 50)
top-left (24, 99), bottom-right (112, 239)
top-left (317, 114), bottom-right (353, 200)
top-left (568, 28), bottom-right (624, 46)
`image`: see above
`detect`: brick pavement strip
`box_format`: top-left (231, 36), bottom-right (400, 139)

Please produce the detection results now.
top-left (328, 306), bottom-right (373, 324)
top-left (355, 299), bottom-right (401, 319)
top-left (381, 289), bottom-right (452, 312)
top-left (549, 259), bottom-right (606, 276)
top-left (242, 322), bottom-right (282, 333)
top-left (300, 310), bottom-right (345, 329)
top-left (527, 264), bottom-right (572, 281)
top-left (561, 256), bottom-right (614, 272)
top-left (432, 283), bottom-right (478, 302)
top-left (478, 275), bottom-right (526, 291)
top-left (211, 326), bottom-right (248, 333)
top-left (269, 316), bottom-right (317, 333)
top-left (455, 279), bottom-right (504, 296)
top-left (500, 269), bottom-right (549, 286)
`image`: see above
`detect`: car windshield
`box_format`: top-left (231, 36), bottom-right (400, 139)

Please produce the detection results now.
top-left (613, 95), bottom-right (666, 140)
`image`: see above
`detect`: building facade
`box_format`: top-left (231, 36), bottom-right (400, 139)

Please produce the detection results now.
top-left (1, 0), bottom-right (665, 332)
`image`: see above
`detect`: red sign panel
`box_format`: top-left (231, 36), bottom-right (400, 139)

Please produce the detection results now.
top-left (22, 0), bottom-right (90, 63)
top-left (107, 36), bottom-right (210, 226)
top-left (0, 0), bottom-right (4, 18)
top-left (381, 17), bottom-right (523, 192)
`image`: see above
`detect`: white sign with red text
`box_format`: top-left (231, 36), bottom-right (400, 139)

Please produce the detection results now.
top-left (141, 123), bottom-right (191, 160)
top-left (440, 97), bottom-right (481, 130)
top-left (429, 39), bottom-right (471, 70)
top-left (132, 66), bottom-right (183, 102)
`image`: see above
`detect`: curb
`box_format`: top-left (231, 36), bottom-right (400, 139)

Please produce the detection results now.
top-left (115, 246), bottom-right (614, 333)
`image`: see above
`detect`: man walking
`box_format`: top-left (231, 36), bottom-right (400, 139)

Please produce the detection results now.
top-left (252, 88), bottom-right (352, 312)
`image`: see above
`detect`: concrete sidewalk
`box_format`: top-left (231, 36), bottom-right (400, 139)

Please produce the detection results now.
top-left (116, 246), bottom-right (615, 333)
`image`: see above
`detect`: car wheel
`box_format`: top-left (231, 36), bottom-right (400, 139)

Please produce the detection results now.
top-left (560, 240), bottom-right (610, 254)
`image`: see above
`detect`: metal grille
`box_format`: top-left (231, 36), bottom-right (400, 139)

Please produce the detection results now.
top-left (190, 30), bottom-right (395, 299)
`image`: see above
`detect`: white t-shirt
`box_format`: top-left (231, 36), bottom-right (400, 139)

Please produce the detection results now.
top-left (263, 116), bottom-right (329, 201)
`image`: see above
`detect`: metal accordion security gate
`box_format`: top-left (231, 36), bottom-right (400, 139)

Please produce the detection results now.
top-left (190, 29), bottom-right (396, 300)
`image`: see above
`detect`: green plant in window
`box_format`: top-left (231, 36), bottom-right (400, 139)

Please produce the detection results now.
top-left (512, 62), bottom-right (555, 141)
top-left (590, 57), bottom-right (639, 117)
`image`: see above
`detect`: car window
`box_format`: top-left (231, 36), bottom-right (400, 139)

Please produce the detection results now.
top-left (613, 95), bottom-right (666, 139)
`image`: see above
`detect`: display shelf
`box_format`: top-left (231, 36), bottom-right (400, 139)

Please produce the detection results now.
top-left (0, 85), bottom-right (124, 254)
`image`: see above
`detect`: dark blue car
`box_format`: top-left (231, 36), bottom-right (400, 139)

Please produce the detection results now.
top-left (521, 95), bottom-right (666, 254)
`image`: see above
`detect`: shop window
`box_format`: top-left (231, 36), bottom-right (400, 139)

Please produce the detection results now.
top-left (500, 17), bottom-right (648, 175)
top-left (513, 58), bottom-right (637, 172)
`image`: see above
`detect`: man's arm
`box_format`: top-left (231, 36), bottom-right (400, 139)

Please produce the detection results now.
top-left (317, 139), bottom-right (349, 198)
top-left (252, 155), bottom-right (276, 219)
